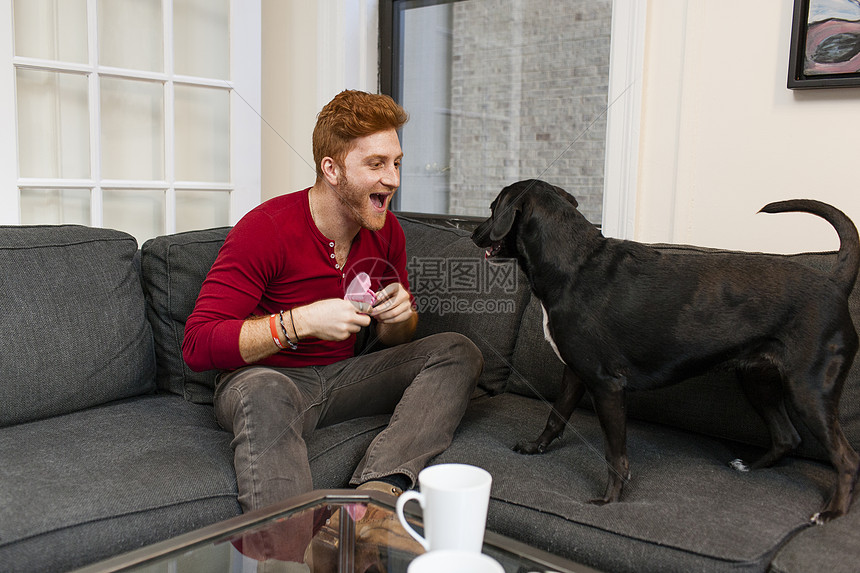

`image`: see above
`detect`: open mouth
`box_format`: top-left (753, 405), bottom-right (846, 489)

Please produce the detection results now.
top-left (369, 193), bottom-right (389, 211)
top-left (484, 241), bottom-right (503, 259)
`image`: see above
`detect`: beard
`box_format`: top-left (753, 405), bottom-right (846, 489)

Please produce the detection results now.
top-left (336, 171), bottom-right (389, 232)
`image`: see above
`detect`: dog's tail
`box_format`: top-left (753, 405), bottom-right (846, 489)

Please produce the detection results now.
top-left (760, 199), bottom-right (860, 295)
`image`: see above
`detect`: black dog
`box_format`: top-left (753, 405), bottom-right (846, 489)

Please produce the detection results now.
top-left (472, 179), bottom-right (860, 523)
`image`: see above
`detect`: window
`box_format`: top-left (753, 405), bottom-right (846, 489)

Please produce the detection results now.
top-left (380, 0), bottom-right (612, 225)
top-left (1, 0), bottom-right (261, 245)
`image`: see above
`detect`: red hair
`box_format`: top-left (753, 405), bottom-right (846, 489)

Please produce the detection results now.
top-left (313, 90), bottom-right (409, 178)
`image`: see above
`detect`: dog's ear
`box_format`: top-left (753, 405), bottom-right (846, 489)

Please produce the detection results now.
top-left (552, 185), bottom-right (578, 208)
top-left (489, 190), bottom-right (523, 241)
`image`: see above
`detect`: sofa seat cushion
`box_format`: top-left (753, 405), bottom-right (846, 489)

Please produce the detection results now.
top-left (0, 395), bottom-right (240, 572)
top-left (770, 504), bottom-right (860, 573)
top-left (431, 393), bottom-right (834, 573)
top-left (0, 225), bottom-right (156, 426)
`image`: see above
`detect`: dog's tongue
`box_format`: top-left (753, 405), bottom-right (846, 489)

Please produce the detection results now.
top-left (345, 272), bottom-right (377, 306)
top-left (485, 242), bottom-right (501, 259)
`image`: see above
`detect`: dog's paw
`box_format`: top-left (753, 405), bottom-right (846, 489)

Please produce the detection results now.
top-left (811, 510), bottom-right (842, 525)
top-left (729, 458), bottom-right (750, 472)
top-left (513, 440), bottom-right (545, 455)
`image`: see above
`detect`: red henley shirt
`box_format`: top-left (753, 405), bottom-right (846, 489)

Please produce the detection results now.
top-left (182, 188), bottom-right (411, 371)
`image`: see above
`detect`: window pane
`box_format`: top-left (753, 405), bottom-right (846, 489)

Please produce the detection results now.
top-left (176, 190), bottom-right (230, 232)
top-left (395, 0), bottom-right (611, 223)
top-left (14, 0), bottom-right (88, 63)
top-left (175, 85), bottom-right (230, 182)
top-left (399, 3), bottom-right (452, 214)
top-left (20, 188), bottom-right (90, 225)
top-left (100, 77), bottom-right (165, 181)
top-left (98, 0), bottom-right (163, 72)
top-left (103, 189), bottom-right (165, 245)
top-left (174, 0), bottom-right (230, 79)
top-left (16, 69), bottom-right (90, 179)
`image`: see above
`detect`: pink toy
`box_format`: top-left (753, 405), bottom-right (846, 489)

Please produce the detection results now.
top-left (345, 272), bottom-right (377, 307)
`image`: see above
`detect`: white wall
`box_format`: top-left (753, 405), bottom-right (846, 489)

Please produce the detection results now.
top-left (637, 0), bottom-right (860, 254)
top-left (261, 0), bottom-right (319, 201)
top-left (261, 0), bottom-right (379, 202)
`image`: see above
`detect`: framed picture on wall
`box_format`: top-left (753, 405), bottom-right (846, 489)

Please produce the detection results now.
top-left (788, 0), bottom-right (860, 89)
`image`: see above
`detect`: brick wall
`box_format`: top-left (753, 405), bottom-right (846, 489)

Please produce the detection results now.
top-left (447, 0), bottom-right (611, 224)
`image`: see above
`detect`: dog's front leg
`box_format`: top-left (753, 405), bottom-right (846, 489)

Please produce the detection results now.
top-left (590, 382), bottom-right (630, 505)
top-left (514, 366), bottom-right (585, 455)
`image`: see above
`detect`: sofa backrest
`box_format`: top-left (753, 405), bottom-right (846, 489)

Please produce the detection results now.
top-left (398, 216), bottom-right (530, 394)
top-left (138, 217), bottom-right (530, 403)
top-left (137, 217), bottom-right (860, 461)
top-left (507, 244), bottom-right (860, 462)
top-left (140, 227), bottom-right (230, 403)
top-left (0, 225), bottom-right (156, 427)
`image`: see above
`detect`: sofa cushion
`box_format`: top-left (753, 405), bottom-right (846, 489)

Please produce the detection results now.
top-left (399, 216), bottom-right (530, 394)
top-left (432, 392), bottom-right (834, 573)
top-left (141, 227), bottom-right (231, 403)
top-left (0, 390), bottom-right (392, 573)
top-left (0, 395), bottom-right (240, 572)
top-left (770, 503), bottom-right (860, 573)
top-left (0, 225), bottom-right (156, 427)
top-left (507, 245), bottom-right (860, 462)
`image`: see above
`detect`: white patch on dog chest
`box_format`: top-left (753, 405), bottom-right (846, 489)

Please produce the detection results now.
top-left (541, 303), bottom-right (565, 364)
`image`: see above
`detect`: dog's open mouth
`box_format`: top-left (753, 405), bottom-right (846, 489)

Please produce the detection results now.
top-left (484, 241), bottom-right (503, 259)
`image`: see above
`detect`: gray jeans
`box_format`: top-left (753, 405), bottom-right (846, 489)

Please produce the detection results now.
top-left (214, 332), bottom-right (483, 512)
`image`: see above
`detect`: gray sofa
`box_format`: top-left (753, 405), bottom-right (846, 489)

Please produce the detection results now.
top-left (1, 214), bottom-right (859, 572)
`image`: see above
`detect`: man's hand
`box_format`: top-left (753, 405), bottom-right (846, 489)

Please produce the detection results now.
top-left (369, 283), bottom-right (413, 324)
top-left (238, 299), bottom-right (371, 364)
top-left (369, 283), bottom-right (418, 346)
top-left (237, 286), bottom-right (417, 365)
top-left (295, 298), bottom-right (373, 341)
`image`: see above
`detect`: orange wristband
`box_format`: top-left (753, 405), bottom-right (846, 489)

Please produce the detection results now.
top-left (269, 314), bottom-right (285, 350)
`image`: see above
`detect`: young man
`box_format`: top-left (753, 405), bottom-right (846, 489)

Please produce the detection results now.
top-left (182, 90), bottom-right (483, 516)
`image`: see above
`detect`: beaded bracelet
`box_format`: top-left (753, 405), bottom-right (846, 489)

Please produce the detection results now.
top-left (290, 308), bottom-right (298, 342)
top-left (279, 310), bottom-right (298, 350)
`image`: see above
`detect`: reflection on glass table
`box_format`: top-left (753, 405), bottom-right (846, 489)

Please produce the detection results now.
top-left (71, 490), bottom-right (601, 573)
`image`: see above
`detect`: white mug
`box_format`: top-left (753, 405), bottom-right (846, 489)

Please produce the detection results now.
top-left (396, 463), bottom-right (492, 552)
top-left (407, 550), bottom-right (504, 573)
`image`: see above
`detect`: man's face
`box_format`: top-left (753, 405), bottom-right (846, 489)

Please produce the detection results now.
top-left (334, 129), bottom-right (402, 232)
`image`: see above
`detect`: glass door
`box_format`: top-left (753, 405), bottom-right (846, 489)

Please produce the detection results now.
top-left (6, 0), bottom-right (260, 245)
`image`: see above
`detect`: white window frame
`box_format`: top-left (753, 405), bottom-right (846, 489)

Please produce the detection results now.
top-left (0, 0), bottom-right (261, 230)
top-left (602, 0), bottom-right (647, 240)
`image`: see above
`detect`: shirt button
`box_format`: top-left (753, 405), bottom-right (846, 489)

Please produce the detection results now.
top-left (329, 242), bottom-right (334, 247)
top-left (335, 264), bottom-right (340, 269)
top-left (330, 253), bottom-right (336, 259)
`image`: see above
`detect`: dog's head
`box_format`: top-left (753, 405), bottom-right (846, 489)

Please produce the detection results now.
top-left (471, 179), bottom-right (577, 260)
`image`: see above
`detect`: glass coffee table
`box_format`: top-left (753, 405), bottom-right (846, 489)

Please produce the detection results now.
top-left (72, 490), bottom-right (601, 573)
